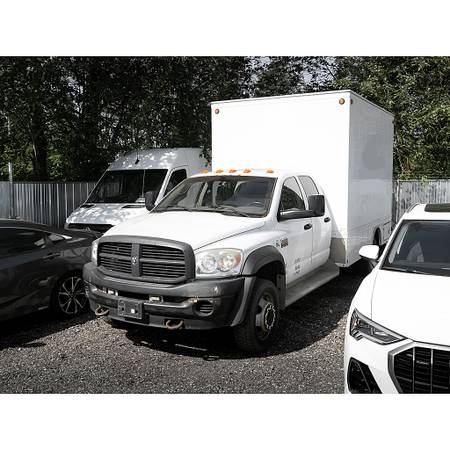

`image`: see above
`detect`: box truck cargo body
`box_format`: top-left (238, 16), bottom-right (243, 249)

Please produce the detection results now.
top-left (211, 90), bottom-right (394, 266)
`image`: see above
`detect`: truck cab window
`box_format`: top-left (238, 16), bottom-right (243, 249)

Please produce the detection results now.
top-left (298, 175), bottom-right (319, 197)
top-left (165, 169), bottom-right (187, 195)
top-left (279, 177), bottom-right (306, 212)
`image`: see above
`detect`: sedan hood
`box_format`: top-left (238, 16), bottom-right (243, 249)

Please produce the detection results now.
top-left (371, 269), bottom-right (450, 345)
top-left (104, 211), bottom-right (266, 250)
top-left (67, 203), bottom-right (148, 226)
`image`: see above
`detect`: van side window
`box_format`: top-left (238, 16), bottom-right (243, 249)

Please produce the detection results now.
top-left (298, 176), bottom-right (319, 198)
top-left (279, 177), bottom-right (305, 213)
top-left (165, 169), bottom-right (187, 195)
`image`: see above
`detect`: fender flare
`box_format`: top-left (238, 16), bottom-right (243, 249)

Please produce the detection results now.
top-left (231, 247), bottom-right (287, 326)
top-left (241, 245), bottom-right (286, 277)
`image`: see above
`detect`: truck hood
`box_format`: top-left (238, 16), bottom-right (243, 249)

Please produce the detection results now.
top-left (66, 203), bottom-right (148, 226)
top-left (104, 211), bottom-right (266, 250)
top-left (371, 269), bottom-right (450, 345)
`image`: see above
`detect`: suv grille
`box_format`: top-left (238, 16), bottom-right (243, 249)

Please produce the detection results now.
top-left (393, 346), bottom-right (450, 393)
top-left (98, 239), bottom-right (192, 284)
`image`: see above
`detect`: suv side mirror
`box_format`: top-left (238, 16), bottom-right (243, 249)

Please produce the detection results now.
top-left (308, 195), bottom-right (325, 216)
top-left (359, 245), bottom-right (380, 261)
top-left (145, 191), bottom-right (157, 211)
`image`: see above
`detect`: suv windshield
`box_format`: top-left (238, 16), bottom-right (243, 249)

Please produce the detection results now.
top-left (87, 169), bottom-right (167, 203)
top-left (154, 176), bottom-right (276, 218)
top-left (383, 220), bottom-right (450, 277)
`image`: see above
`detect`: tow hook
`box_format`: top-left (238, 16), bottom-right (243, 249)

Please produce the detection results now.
top-left (95, 306), bottom-right (110, 317)
top-left (165, 319), bottom-right (184, 330)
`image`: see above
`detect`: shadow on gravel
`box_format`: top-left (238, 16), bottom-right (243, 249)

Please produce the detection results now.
top-left (124, 272), bottom-right (364, 360)
top-left (0, 311), bottom-right (94, 351)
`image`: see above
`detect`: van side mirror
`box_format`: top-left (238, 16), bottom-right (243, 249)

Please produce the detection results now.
top-left (359, 245), bottom-right (380, 261)
top-left (145, 191), bottom-right (157, 211)
top-left (308, 195), bottom-right (325, 216)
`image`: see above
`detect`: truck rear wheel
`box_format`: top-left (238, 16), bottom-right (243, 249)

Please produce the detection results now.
top-left (233, 279), bottom-right (280, 353)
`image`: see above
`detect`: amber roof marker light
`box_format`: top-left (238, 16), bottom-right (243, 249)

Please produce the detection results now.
top-left (266, 169), bottom-right (274, 174)
top-left (243, 169), bottom-right (252, 173)
top-left (215, 169), bottom-right (224, 174)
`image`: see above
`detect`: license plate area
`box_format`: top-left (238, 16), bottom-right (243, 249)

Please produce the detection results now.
top-left (117, 299), bottom-right (143, 319)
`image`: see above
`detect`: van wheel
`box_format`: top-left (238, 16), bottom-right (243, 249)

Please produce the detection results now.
top-left (51, 272), bottom-right (88, 318)
top-left (233, 279), bottom-right (280, 353)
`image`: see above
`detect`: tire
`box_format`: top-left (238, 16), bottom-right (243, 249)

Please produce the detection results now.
top-left (233, 279), bottom-right (280, 353)
top-left (51, 271), bottom-right (89, 318)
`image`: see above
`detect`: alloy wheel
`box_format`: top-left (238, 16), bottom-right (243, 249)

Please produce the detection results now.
top-left (58, 276), bottom-right (87, 315)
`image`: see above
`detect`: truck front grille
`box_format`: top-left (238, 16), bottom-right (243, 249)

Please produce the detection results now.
top-left (98, 239), bottom-right (193, 284)
top-left (393, 346), bottom-right (450, 393)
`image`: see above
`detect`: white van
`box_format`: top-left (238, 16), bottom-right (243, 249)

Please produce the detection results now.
top-left (65, 148), bottom-right (208, 234)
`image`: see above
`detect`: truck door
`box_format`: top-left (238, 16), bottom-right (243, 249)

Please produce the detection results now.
top-left (298, 176), bottom-right (332, 270)
top-left (275, 177), bottom-right (313, 284)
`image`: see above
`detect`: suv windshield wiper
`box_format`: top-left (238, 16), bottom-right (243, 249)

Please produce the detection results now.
top-left (382, 266), bottom-right (432, 275)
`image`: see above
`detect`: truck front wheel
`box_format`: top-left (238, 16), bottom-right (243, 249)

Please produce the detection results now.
top-left (233, 279), bottom-right (280, 353)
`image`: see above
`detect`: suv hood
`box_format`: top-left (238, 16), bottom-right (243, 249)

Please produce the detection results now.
top-left (104, 211), bottom-right (266, 250)
top-left (371, 269), bottom-right (450, 345)
top-left (67, 203), bottom-right (148, 226)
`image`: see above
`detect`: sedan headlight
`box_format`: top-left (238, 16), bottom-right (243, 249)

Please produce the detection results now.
top-left (91, 239), bottom-right (100, 265)
top-left (195, 248), bottom-right (243, 278)
top-left (350, 309), bottom-right (404, 345)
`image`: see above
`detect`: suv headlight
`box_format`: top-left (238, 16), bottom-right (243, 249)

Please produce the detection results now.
top-left (195, 248), bottom-right (243, 278)
top-left (91, 239), bottom-right (100, 265)
top-left (350, 309), bottom-right (404, 345)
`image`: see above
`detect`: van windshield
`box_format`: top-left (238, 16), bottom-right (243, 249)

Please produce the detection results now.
top-left (382, 220), bottom-right (450, 277)
top-left (154, 176), bottom-right (276, 218)
top-left (87, 169), bottom-right (167, 203)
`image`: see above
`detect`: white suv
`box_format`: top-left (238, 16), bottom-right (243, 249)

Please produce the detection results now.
top-left (344, 203), bottom-right (450, 393)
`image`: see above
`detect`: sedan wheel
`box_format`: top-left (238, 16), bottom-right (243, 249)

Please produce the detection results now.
top-left (54, 274), bottom-right (88, 317)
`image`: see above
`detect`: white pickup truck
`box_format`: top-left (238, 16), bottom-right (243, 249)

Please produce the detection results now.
top-left (83, 90), bottom-right (394, 353)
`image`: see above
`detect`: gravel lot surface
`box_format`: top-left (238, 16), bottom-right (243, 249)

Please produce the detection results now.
top-left (0, 272), bottom-right (363, 393)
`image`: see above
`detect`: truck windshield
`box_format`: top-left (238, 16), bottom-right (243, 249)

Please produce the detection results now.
top-left (154, 176), bottom-right (276, 218)
top-left (382, 220), bottom-right (450, 277)
top-left (87, 169), bottom-right (167, 203)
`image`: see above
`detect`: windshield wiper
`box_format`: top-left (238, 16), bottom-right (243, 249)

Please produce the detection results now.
top-left (213, 205), bottom-right (251, 217)
top-left (383, 266), bottom-right (432, 275)
top-left (156, 206), bottom-right (194, 212)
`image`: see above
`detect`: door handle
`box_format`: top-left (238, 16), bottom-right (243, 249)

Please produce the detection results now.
top-left (304, 223), bottom-right (312, 230)
top-left (43, 252), bottom-right (60, 260)
top-left (324, 217), bottom-right (331, 223)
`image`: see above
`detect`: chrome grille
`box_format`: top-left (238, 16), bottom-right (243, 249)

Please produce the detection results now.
top-left (393, 346), bottom-right (450, 393)
top-left (97, 240), bottom-right (189, 283)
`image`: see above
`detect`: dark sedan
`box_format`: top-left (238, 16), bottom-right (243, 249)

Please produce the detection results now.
top-left (0, 220), bottom-right (95, 322)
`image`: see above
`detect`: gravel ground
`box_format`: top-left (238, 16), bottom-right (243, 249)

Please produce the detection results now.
top-left (0, 272), bottom-right (362, 393)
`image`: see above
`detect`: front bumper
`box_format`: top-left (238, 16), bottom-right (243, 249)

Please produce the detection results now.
top-left (83, 262), bottom-right (254, 330)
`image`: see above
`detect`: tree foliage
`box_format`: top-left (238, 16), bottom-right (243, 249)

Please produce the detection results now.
top-left (0, 56), bottom-right (448, 181)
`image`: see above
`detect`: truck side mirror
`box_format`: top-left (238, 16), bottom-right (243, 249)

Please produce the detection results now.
top-left (308, 195), bottom-right (325, 216)
top-left (359, 245), bottom-right (380, 261)
top-left (145, 191), bottom-right (157, 211)
top-left (279, 209), bottom-right (314, 221)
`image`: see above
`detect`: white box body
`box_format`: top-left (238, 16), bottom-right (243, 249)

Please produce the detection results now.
top-left (210, 90), bottom-right (394, 266)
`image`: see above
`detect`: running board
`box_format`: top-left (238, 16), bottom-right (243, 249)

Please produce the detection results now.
top-left (284, 260), bottom-right (339, 308)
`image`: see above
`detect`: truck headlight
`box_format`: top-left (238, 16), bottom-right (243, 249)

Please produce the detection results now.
top-left (91, 239), bottom-right (100, 265)
top-left (195, 249), bottom-right (243, 278)
top-left (350, 309), bottom-right (404, 345)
